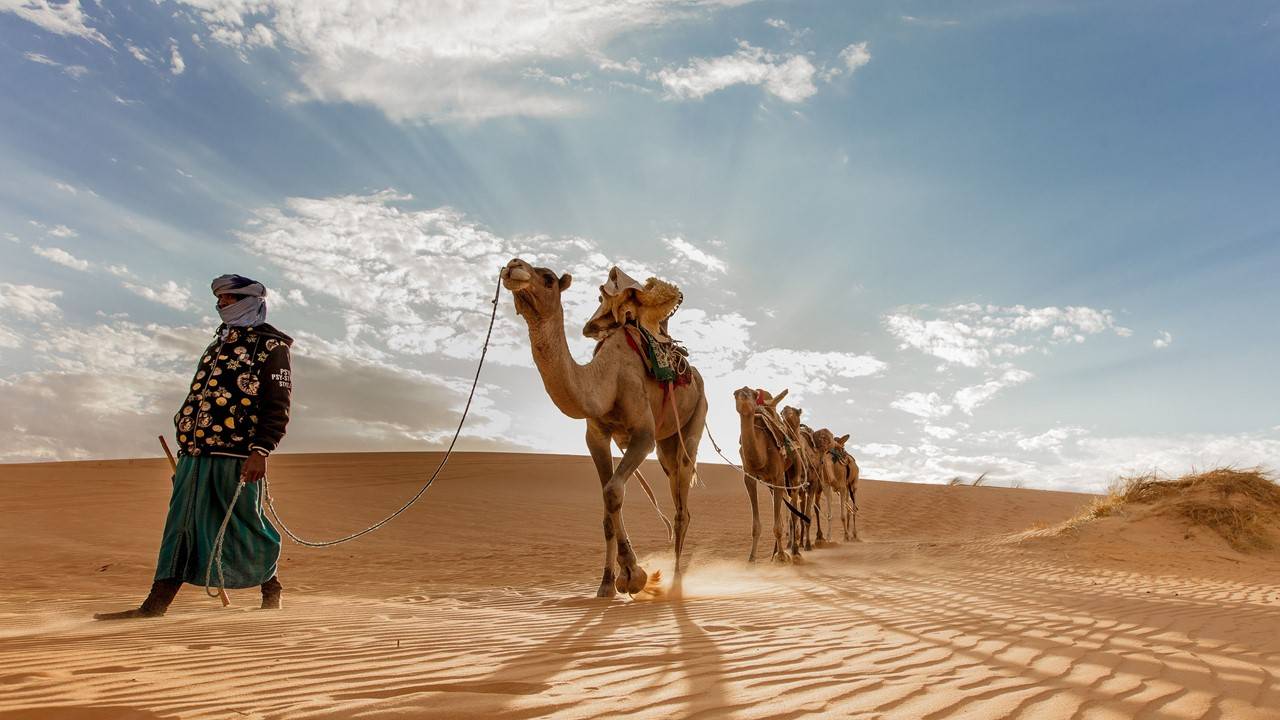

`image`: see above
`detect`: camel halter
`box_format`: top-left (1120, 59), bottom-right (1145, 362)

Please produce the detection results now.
top-left (203, 272), bottom-right (505, 601)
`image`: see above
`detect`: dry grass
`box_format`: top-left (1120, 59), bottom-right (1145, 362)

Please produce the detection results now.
top-left (947, 472), bottom-right (990, 487)
top-left (1073, 467), bottom-right (1280, 552)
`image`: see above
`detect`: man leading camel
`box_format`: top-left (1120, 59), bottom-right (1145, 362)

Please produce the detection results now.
top-left (95, 274), bottom-right (293, 619)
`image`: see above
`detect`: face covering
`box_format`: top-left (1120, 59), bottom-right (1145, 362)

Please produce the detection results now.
top-left (211, 274), bottom-right (268, 338)
top-left (217, 294), bottom-right (267, 329)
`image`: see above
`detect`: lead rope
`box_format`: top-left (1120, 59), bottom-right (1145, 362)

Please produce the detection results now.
top-left (204, 272), bottom-right (504, 600)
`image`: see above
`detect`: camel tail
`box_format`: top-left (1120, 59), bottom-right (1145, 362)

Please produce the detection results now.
top-left (633, 469), bottom-right (674, 540)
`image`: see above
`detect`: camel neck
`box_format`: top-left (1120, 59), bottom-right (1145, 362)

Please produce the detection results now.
top-left (525, 306), bottom-right (598, 419)
top-left (738, 411), bottom-right (768, 470)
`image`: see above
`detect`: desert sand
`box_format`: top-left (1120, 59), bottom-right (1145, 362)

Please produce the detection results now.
top-left (1, 452), bottom-right (1278, 719)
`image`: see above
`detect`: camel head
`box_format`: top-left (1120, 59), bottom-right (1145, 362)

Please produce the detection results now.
top-left (811, 428), bottom-right (835, 453)
top-left (781, 405), bottom-right (803, 430)
top-left (733, 386), bottom-right (788, 416)
top-left (501, 258), bottom-right (572, 323)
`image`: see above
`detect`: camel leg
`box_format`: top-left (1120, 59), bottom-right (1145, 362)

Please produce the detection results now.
top-left (586, 425), bottom-right (619, 598)
top-left (826, 490), bottom-right (835, 544)
top-left (848, 481), bottom-right (859, 542)
top-left (656, 413), bottom-right (702, 595)
top-left (841, 478), bottom-right (852, 542)
top-left (803, 483), bottom-right (815, 551)
top-left (605, 431), bottom-right (655, 595)
top-left (788, 484), bottom-right (798, 558)
top-left (745, 474), bottom-right (761, 563)
top-left (814, 485), bottom-right (825, 544)
top-left (770, 486), bottom-right (789, 563)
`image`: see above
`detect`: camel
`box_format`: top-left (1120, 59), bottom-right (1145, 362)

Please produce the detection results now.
top-left (501, 258), bottom-right (708, 598)
top-left (781, 406), bottom-right (825, 550)
top-left (735, 387), bottom-right (804, 563)
top-left (814, 429), bottom-right (860, 542)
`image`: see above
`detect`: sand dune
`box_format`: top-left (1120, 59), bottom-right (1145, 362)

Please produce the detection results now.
top-left (2, 452), bottom-right (1278, 719)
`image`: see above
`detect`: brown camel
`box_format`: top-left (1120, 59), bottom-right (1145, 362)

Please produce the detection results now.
top-left (814, 429), bottom-right (860, 542)
top-left (501, 258), bottom-right (708, 597)
top-left (735, 387), bottom-right (803, 563)
top-left (781, 406), bottom-right (825, 550)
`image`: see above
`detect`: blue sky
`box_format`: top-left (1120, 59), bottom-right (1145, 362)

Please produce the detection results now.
top-left (1, 0), bottom-right (1277, 490)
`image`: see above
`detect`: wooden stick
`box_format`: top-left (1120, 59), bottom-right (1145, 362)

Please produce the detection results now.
top-left (158, 435), bottom-right (230, 607)
top-left (158, 435), bottom-right (176, 471)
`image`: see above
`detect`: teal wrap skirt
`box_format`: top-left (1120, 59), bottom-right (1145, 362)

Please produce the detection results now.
top-left (154, 455), bottom-right (281, 588)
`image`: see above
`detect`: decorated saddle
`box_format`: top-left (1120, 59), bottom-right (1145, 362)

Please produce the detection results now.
top-left (622, 323), bottom-right (692, 386)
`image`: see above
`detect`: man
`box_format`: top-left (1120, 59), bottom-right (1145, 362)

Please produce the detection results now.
top-left (95, 274), bottom-right (294, 620)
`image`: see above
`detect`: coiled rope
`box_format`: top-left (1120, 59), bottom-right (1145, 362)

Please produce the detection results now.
top-left (204, 273), bottom-right (503, 600)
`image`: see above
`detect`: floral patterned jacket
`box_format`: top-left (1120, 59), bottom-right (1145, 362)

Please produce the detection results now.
top-left (173, 323), bottom-right (293, 458)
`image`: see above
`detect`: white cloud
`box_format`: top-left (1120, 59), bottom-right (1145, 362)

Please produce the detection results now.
top-left (892, 391), bottom-right (953, 419)
top-left (0, 283), bottom-right (62, 319)
top-left (655, 41), bottom-right (817, 102)
top-left (121, 280), bottom-right (196, 311)
top-left (169, 42), bottom-right (186, 75)
top-left (857, 442), bottom-right (902, 457)
top-left (901, 15), bottom-right (961, 28)
top-left (953, 368), bottom-right (1033, 415)
top-left (23, 51), bottom-right (59, 66)
top-left (923, 424), bottom-right (959, 440)
top-left (821, 41), bottom-right (871, 81)
top-left (838, 42), bottom-right (871, 71)
top-left (885, 302), bottom-right (1131, 369)
top-left (663, 235), bottom-right (726, 274)
top-left (1016, 426), bottom-right (1087, 453)
top-left (0, 323), bottom-right (21, 349)
top-left (175, 0), bottom-right (753, 122)
top-left (0, 0), bottom-right (112, 47)
top-left (31, 244), bottom-right (91, 271)
top-left (47, 224), bottom-right (78, 238)
top-left (763, 17), bottom-right (811, 44)
top-left (126, 42), bottom-right (154, 64)
top-left (1154, 330), bottom-right (1173, 349)
top-left (739, 347), bottom-right (886, 398)
top-left (21, 50), bottom-right (88, 78)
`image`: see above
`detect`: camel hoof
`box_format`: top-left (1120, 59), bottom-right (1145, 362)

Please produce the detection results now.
top-left (615, 565), bottom-right (648, 595)
top-left (791, 552), bottom-right (806, 565)
top-left (595, 583), bottom-right (617, 599)
top-left (771, 551), bottom-right (792, 564)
